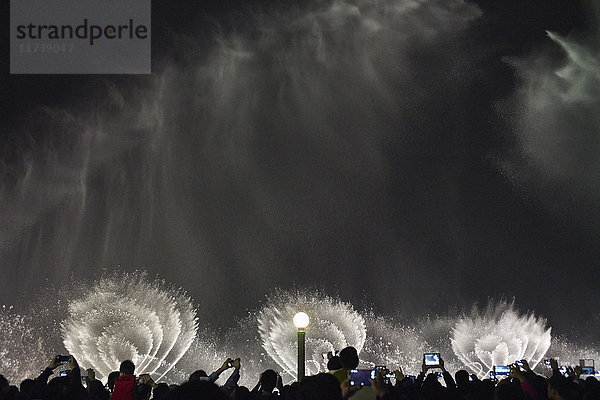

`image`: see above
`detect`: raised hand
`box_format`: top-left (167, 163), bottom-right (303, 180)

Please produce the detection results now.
top-left (369, 370), bottom-right (389, 398)
top-left (509, 364), bottom-right (525, 382)
top-left (393, 367), bottom-right (404, 382)
top-left (68, 356), bottom-right (78, 370)
top-left (48, 355), bottom-right (61, 370)
top-left (221, 358), bottom-right (234, 370)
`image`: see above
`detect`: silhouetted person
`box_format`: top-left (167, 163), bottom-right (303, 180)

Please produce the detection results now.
top-left (547, 375), bottom-right (580, 400)
top-left (332, 347), bottom-right (359, 383)
top-left (170, 381), bottom-right (228, 400)
top-left (251, 369), bottom-right (279, 398)
top-left (190, 358), bottom-right (236, 384)
top-left (106, 371), bottom-right (120, 393)
top-left (13, 378), bottom-right (32, 400)
top-left (151, 383), bottom-right (169, 400)
top-left (327, 356), bottom-right (343, 371)
top-left (87, 380), bottom-right (109, 400)
top-left (297, 373), bottom-right (343, 400)
top-left (111, 360), bottom-right (136, 400)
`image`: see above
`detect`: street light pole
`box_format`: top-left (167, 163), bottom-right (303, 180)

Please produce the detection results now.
top-left (297, 327), bottom-right (305, 381)
top-left (293, 312), bottom-right (310, 382)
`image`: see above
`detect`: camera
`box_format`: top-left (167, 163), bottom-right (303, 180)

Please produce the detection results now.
top-left (493, 365), bottom-right (510, 376)
top-left (423, 353), bottom-right (441, 367)
top-left (374, 366), bottom-right (394, 384)
top-left (349, 369), bottom-right (374, 386)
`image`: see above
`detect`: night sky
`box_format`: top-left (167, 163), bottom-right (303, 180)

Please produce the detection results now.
top-left (1, 0), bottom-right (598, 336)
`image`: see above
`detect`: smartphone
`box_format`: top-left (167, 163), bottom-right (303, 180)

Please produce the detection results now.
top-left (493, 366), bottom-right (510, 376)
top-left (468, 375), bottom-right (473, 381)
top-left (374, 366), bottom-right (393, 384)
top-left (515, 361), bottom-right (523, 366)
top-left (489, 371), bottom-right (496, 380)
top-left (59, 371), bottom-right (68, 377)
top-left (322, 352), bottom-right (329, 360)
top-left (581, 367), bottom-right (595, 375)
top-left (227, 360), bottom-right (234, 368)
top-left (349, 369), bottom-right (374, 386)
top-left (58, 355), bottom-right (71, 364)
top-left (424, 353), bottom-right (441, 367)
top-left (544, 359), bottom-right (552, 366)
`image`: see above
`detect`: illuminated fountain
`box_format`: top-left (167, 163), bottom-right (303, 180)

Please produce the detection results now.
top-left (257, 290), bottom-right (366, 381)
top-left (360, 313), bottom-right (427, 373)
top-left (546, 336), bottom-right (600, 369)
top-left (61, 273), bottom-right (198, 380)
top-left (0, 306), bottom-right (47, 385)
top-left (451, 301), bottom-right (551, 379)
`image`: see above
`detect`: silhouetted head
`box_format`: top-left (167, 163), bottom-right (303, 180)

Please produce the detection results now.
top-left (7, 385), bottom-right (18, 398)
top-left (119, 360), bottom-right (135, 375)
top-left (455, 369), bottom-right (470, 387)
top-left (260, 369), bottom-right (278, 392)
top-left (137, 382), bottom-right (152, 400)
top-left (87, 380), bottom-right (109, 400)
top-left (170, 381), bottom-right (228, 400)
top-left (152, 383), bottom-right (170, 400)
top-left (46, 376), bottom-right (72, 400)
top-left (189, 370), bottom-right (208, 382)
top-left (107, 371), bottom-right (120, 391)
top-left (424, 373), bottom-right (441, 387)
top-left (235, 386), bottom-right (252, 400)
top-left (19, 378), bottom-right (35, 395)
top-left (339, 347), bottom-right (359, 369)
top-left (327, 356), bottom-right (343, 371)
top-left (547, 375), bottom-right (579, 400)
top-left (585, 376), bottom-right (598, 386)
top-left (297, 373), bottom-right (343, 400)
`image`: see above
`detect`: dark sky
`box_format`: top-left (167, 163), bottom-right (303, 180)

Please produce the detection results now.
top-left (1, 0), bottom-right (597, 336)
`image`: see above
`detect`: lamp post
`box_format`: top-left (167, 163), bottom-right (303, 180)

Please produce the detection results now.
top-left (293, 312), bottom-right (310, 382)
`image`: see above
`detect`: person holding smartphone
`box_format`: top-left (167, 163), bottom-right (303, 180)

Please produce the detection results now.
top-left (31, 355), bottom-right (86, 400)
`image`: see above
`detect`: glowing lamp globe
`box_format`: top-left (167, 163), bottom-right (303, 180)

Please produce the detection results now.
top-left (293, 312), bottom-right (310, 329)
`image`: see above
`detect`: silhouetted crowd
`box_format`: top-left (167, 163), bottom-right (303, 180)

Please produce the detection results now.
top-left (1, 347), bottom-right (599, 400)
